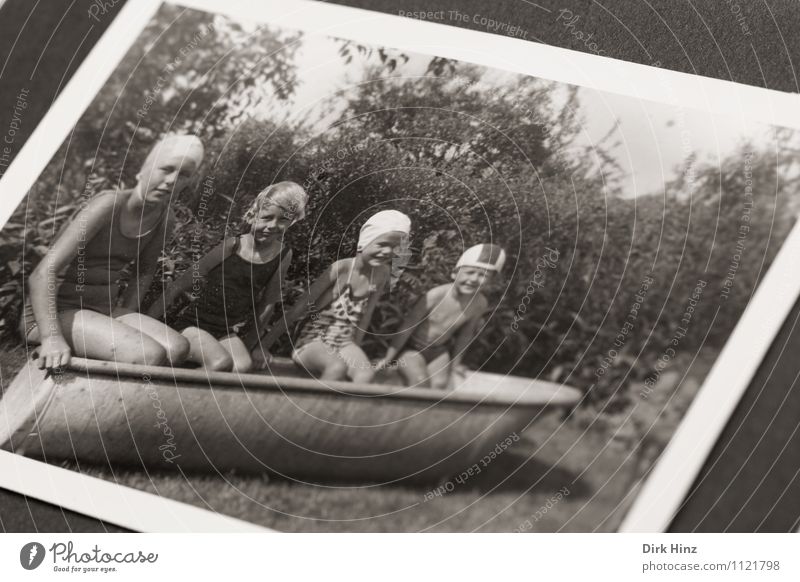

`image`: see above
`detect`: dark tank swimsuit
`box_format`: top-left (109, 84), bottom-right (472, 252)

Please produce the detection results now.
top-left (22, 189), bottom-right (168, 338)
top-left (173, 238), bottom-right (289, 339)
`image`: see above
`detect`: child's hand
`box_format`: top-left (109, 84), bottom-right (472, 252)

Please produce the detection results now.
top-left (37, 335), bottom-right (72, 370)
top-left (250, 349), bottom-right (273, 370)
top-left (452, 363), bottom-right (468, 377)
top-left (374, 358), bottom-right (400, 372)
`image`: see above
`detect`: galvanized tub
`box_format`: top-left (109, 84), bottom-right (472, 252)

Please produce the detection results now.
top-left (0, 357), bottom-right (581, 483)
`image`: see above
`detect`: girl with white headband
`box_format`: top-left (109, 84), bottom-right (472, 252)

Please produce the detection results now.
top-left (377, 242), bottom-right (506, 389)
top-left (148, 181), bottom-right (307, 373)
top-left (23, 134), bottom-right (204, 370)
top-left (260, 209), bottom-right (411, 382)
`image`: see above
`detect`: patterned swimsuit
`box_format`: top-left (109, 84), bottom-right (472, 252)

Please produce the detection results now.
top-left (293, 285), bottom-right (369, 357)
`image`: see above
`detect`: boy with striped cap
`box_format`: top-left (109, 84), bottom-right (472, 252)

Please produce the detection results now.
top-left (377, 243), bottom-right (506, 389)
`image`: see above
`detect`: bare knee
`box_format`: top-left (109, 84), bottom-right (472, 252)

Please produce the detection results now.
top-left (205, 352), bottom-right (233, 372)
top-left (323, 358), bottom-right (348, 380)
top-left (164, 335), bottom-right (191, 366)
top-left (398, 358), bottom-right (429, 388)
top-left (429, 375), bottom-right (449, 390)
top-left (112, 340), bottom-right (167, 366)
top-left (231, 354), bottom-right (253, 374)
top-left (351, 366), bottom-right (375, 384)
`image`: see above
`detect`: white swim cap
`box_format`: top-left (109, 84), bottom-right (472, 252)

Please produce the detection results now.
top-left (357, 210), bottom-right (411, 251)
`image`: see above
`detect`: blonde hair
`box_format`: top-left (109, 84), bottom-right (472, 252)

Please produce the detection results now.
top-left (142, 134), bottom-right (204, 171)
top-left (243, 181), bottom-right (308, 224)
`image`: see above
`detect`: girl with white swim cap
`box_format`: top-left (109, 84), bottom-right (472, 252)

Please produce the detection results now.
top-left (261, 209), bottom-right (411, 383)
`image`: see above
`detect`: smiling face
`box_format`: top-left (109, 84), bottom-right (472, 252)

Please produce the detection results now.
top-left (249, 203), bottom-right (295, 243)
top-left (135, 143), bottom-right (201, 205)
top-left (360, 231), bottom-right (405, 267)
top-left (452, 265), bottom-right (492, 296)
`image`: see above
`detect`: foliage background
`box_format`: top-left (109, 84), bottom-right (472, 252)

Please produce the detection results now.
top-left (1, 4), bottom-right (798, 442)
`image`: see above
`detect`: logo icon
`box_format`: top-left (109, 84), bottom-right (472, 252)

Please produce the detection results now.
top-left (20, 542), bottom-right (46, 570)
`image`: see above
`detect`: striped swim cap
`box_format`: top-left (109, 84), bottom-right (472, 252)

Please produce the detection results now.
top-left (456, 243), bottom-right (506, 272)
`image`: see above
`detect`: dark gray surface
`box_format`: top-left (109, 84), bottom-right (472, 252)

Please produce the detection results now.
top-left (337, 0), bottom-right (799, 92)
top-left (670, 298), bottom-right (800, 532)
top-left (0, 0), bottom-right (797, 532)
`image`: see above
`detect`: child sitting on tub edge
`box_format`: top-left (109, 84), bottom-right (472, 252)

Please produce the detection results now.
top-left (376, 243), bottom-right (506, 389)
top-left (260, 209), bottom-right (411, 383)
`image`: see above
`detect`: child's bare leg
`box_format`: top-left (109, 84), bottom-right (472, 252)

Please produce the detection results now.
top-left (180, 326), bottom-right (233, 371)
top-left (337, 343), bottom-right (374, 383)
top-left (219, 335), bottom-right (253, 374)
top-left (114, 311), bottom-right (190, 366)
top-left (292, 340), bottom-right (348, 381)
top-left (427, 351), bottom-right (453, 390)
top-left (397, 350), bottom-right (430, 388)
top-left (45, 309), bottom-right (169, 366)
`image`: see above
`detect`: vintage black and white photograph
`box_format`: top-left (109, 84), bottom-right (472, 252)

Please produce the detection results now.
top-left (0, 0), bottom-right (798, 533)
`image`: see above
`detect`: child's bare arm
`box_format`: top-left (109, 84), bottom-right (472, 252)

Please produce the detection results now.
top-left (380, 293), bottom-right (430, 364)
top-left (450, 316), bottom-right (480, 371)
top-left (450, 297), bottom-right (487, 372)
top-left (260, 261), bottom-right (339, 351)
top-left (353, 270), bottom-right (390, 346)
top-left (28, 194), bottom-right (115, 368)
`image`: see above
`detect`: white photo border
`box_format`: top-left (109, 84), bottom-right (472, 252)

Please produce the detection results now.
top-left (1, 0), bottom-right (799, 532)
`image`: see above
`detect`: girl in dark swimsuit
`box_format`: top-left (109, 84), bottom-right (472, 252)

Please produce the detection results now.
top-left (148, 182), bottom-right (307, 373)
top-left (24, 135), bottom-right (204, 370)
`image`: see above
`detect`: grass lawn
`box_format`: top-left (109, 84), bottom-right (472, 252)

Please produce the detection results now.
top-left (0, 344), bottom-right (709, 532)
top-left (72, 413), bottom-right (636, 532)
